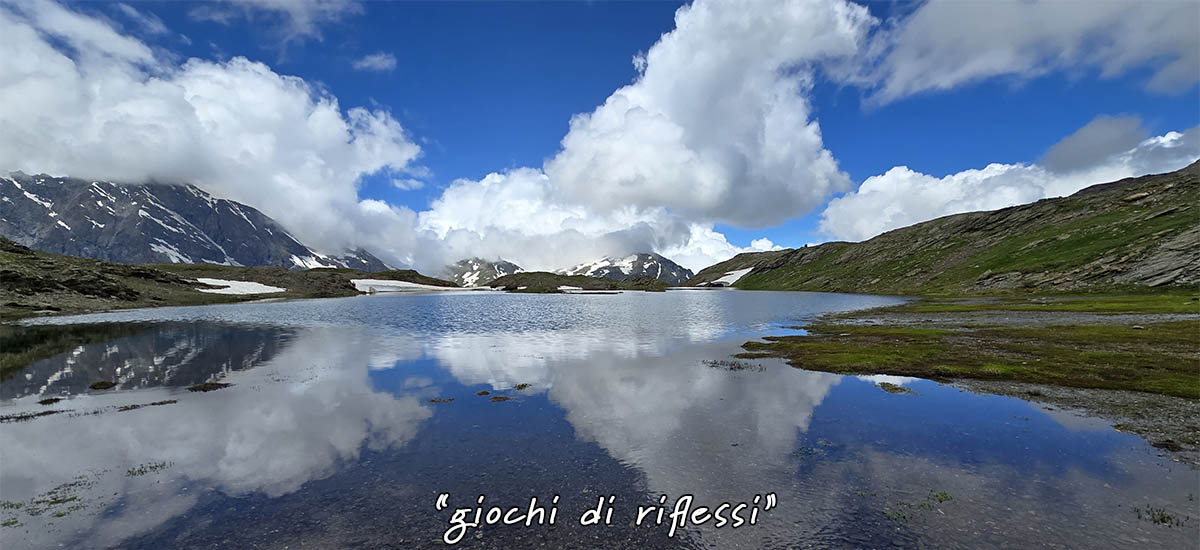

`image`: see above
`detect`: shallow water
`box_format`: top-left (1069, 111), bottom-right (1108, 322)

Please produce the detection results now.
top-left (1, 290), bottom-right (1196, 549)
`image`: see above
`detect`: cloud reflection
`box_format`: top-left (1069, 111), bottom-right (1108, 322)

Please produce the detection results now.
top-left (426, 329), bottom-right (841, 504)
top-left (0, 327), bottom-right (431, 549)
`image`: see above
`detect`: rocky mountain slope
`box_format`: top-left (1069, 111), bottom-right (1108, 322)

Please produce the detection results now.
top-left (0, 173), bottom-right (389, 271)
top-left (559, 252), bottom-right (693, 285)
top-left (443, 258), bottom-right (523, 286)
top-left (688, 161), bottom-right (1200, 294)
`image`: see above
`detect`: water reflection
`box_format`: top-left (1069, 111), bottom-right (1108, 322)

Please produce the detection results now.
top-left (420, 327), bottom-right (1197, 548)
top-left (427, 332), bottom-right (840, 502)
top-left (1, 323), bottom-right (294, 399)
top-left (1, 326), bottom-right (431, 549)
top-left (1, 291), bottom-right (1195, 549)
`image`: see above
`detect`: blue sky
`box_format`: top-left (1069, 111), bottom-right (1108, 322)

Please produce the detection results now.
top-left (150, 0), bottom-right (1197, 248)
top-left (147, 2), bottom-right (688, 201)
top-left (4, 0), bottom-right (1198, 270)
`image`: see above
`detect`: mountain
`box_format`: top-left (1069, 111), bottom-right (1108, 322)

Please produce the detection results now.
top-left (558, 252), bottom-right (694, 285)
top-left (688, 161), bottom-right (1200, 293)
top-left (0, 173), bottom-right (390, 271)
top-left (444, 258), bottom-right (523, 287)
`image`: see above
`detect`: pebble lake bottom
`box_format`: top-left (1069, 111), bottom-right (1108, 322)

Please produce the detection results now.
top-left (1, 290), bottom-right (1195, 548)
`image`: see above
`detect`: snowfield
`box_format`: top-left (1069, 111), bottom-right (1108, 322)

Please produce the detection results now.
top-left (194, 278), bottom-right (286, 295)
top-left (712, 267), bottom-right (753, 286)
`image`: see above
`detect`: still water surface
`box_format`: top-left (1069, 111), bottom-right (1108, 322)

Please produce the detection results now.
top-left (1, 290), bottom-right (1195, 548)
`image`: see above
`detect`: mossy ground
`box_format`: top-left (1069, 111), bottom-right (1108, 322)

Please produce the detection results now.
top-left (740, 295), bottom-right (1200, 399)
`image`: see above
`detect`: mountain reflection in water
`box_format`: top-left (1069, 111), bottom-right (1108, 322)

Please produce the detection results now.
top-left (0, 291), bottom-right (1194, 549)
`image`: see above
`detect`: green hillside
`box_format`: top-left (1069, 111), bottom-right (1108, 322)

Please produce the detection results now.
top-left (688, 161), bottom-right (1199, 294)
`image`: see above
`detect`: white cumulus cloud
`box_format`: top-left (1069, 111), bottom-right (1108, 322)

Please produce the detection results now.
top-left (412, 0), bottom-right (877, 270)
top-left (545, 0), bottom-right (872, 227)
top-left (750, 238), bottom-right (782, 251)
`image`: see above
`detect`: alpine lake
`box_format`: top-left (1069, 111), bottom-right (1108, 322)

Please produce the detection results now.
top-left (1, 290), bottom-right (1195, 549)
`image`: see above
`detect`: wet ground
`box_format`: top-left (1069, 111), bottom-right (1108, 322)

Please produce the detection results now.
top-left (822, 300), bottom-right (1200, 465)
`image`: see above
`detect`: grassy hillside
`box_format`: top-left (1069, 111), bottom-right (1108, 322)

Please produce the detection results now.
top-left (688, 161), bottom-right (1199, 294)
top-left (0, 238), bottom-right (455, 320)
top-left (489, 272), bottom-right (668, 293)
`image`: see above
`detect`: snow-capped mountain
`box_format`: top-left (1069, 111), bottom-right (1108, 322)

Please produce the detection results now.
top-left (558, 252), bottom-right (693, 285)
top-left (444, 258), bottom-right (523, 287)
top-left (0, 173), bottom-right (390, 271)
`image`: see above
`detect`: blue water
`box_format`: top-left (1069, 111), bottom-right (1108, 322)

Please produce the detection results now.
top-left (0, 290), bottom-right (1194, 549)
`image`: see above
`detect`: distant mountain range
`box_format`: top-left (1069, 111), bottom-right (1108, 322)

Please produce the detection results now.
top-left (558, 252), bottom-right (694, 285)
top-left (4, 160), bottom-right (1194, 303)
top-left (443, 253), bottom-right (694, 286)
top-left (0, 173), bottom-right (702, 283)
top-left (443, 258), bottom-right (523, 287)
top-left (688, 161), bottom-right (1200, 293)
top-left (0, 173), bottom-right (390, 271)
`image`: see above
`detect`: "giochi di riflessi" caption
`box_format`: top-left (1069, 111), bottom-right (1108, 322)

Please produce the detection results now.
top-left (434, 492), bottom-right (779, 544)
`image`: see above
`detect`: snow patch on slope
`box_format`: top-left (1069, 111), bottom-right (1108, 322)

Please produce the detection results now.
top-left (712, 267), bottom-right (753, 286)
top-left (194, 278), bottom-right (285, 295)
top-left (149, 240), bottom-right (192, 263)
top-left (23, 190), bottom-right (52, 209)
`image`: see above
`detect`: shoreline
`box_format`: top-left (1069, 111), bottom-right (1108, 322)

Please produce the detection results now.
top-left (738, 293), bottom-right (1200, 465)
top-left (0, 236), bottom-right (472, 322)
